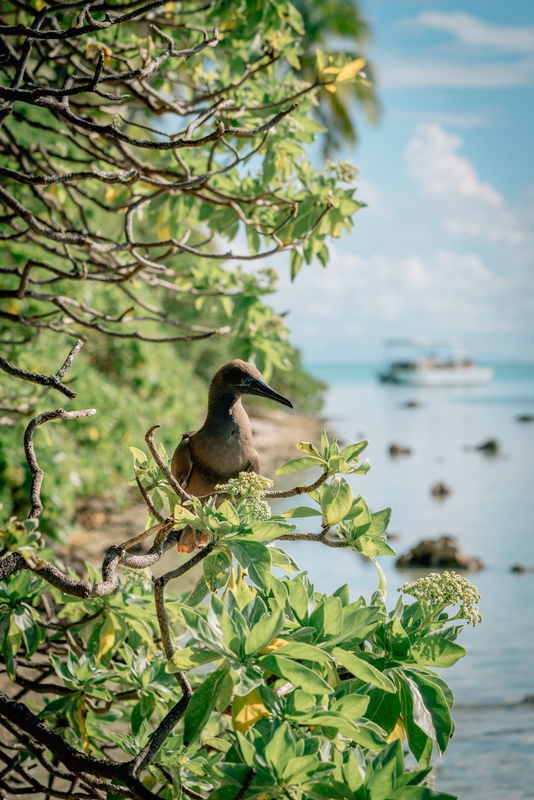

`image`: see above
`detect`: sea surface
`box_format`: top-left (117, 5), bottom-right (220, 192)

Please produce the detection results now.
top-left (275, 362), bottom-right (534, 799)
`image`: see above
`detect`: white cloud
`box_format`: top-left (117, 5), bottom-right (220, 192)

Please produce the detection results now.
top-left (414, 12), bottom-right (534, 53)
top-left (378, 56), bottom-right (534, 90)
top-left (272, 126), bottom-right (534, 360)
top-left (404, 123), bottom-right (529, 245)
top-left (405, 123), bottom-right (502, 206)
top-left (382, 12), bottom-right (534, 90)
top-left (275, 248), bottom-right (518, 337)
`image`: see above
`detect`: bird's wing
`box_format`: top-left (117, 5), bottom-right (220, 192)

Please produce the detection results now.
top-left (171, 431), bottom-right (196, 489)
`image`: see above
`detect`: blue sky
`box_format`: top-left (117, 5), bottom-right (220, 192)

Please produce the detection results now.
top-left (272, 0), bottom-right (534, 362)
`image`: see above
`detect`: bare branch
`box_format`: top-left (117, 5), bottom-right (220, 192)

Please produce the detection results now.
top-left (0, 693), bottom-right (161, 800)
top-left (265, 471), bottom-right (329, 499)
top-left (0, 353), bottom-right (81, 399)
top-left (24, 407), bottom-right (97, 519)
top-left (144, 425), bottom-right (193, 504)
top-left (0, 1), bottom-right (167, 41)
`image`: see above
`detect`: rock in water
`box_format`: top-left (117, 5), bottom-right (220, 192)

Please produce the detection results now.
top-left (389, 443), bottom-right (412, 457)
top-left (396, 536), bottom-right (483, 571)
top-left (476, 439), bottom-right (499, 454)
top-left (431, 481), bottom-right (452, 498)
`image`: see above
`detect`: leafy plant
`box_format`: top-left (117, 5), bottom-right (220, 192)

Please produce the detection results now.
top-left (0, 0), bottom-right (362, 534)
top-left (0, 420), bottom-right (481, 799)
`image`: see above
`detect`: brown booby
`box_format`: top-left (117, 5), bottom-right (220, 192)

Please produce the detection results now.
top-left (171, 359), bottom-right (293, 551)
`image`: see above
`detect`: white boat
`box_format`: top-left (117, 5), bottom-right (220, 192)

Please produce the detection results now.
top-left (378, 340), bottom-right (493, 387)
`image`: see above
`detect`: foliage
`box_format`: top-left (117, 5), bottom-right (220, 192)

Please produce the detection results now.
top-left (0, 0), bottom-right (356, 533)
top-left (0, 425), bottom-right (480, 799)
top-left (293, 0), bottom-right (381, 154)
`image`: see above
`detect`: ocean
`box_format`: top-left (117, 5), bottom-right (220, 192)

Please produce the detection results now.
top-left (275, 362), bottom-right (534, 799)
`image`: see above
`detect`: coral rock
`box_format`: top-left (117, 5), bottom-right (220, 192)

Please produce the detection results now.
top-left (396, 535), bottom-right (483, 571)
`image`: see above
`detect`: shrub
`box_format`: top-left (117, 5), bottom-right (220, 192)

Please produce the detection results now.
top-left (0, 400), bottom-right (481, 799)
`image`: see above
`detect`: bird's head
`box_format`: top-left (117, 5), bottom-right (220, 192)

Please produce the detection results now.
top-left (211, 359), bottom-right (293, 408)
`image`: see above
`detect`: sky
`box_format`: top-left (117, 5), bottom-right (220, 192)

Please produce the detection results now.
top-left (271, 0), bottom-right (534, 363)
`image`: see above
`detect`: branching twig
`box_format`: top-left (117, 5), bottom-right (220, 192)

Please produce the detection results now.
top-left (0, 357), bottom-right (78, 400)
top-left (144, 425), bottom-right (192, 504)
top-left (24, 408), bottom-right (97, 519)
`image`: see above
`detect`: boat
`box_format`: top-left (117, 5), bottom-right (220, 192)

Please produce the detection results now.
top-left (377, 340), bottom-right (493, 387)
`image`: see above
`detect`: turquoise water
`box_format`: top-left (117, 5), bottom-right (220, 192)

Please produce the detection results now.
top-left (274, 362), bottom-right (534, 799)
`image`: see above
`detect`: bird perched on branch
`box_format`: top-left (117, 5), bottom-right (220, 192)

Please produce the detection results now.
top-left (171, 359), bottom-right (293, 551)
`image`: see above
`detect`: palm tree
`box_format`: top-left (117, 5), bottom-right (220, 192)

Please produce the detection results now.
top-left (295, 0), bottom-right (381, 154)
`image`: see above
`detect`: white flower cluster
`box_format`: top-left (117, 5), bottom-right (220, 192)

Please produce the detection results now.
top-left (325, 158), bottom-right (360, 184)
top-left (398, 571), bottom-right (483, 626)
top-left (216, 473), bottom-right (273, 522)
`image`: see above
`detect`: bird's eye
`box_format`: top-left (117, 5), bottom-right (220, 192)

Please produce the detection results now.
top-left (242, 377), bottom-right (253, 386)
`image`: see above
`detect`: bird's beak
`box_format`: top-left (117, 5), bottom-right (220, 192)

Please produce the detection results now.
top-left (242, 378), bottom-right (293, 409)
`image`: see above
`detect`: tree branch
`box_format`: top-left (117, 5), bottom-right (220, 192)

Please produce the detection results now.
top-left (24, 408), bottom-right (97, 519)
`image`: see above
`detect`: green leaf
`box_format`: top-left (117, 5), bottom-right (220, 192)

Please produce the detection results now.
top-left (372, 537), bottom-right (398, 557)
top-left (228, 539), bottom-right (272, 588)
top-left (285, 688), bottom-right (316, 719)
top-left (310, 596), bottom-right (343, 639)
top-left (281, 506), bottom-right (322, 518)
top-left (390, 618), bottom-right (411, 660)
top-left (0, 614), bottom-right (10, 650)
top-left (167, 647), bottom-right (221, 672)
top-left (234, 521), bottom-right (295, 543)
top-left (283, 754), bottom-right (319, 785)
top-left (397, 673), bottom-right (433, 768)
top-left (296, 442), bottom-right (324, 459)
top-left (321, 476), bottom-right (353, 526)
top-left (316, 48), bottom-right (327, 72)
top-left (183, 667), bottom-right (230, 745)
top-left (370, 556), bottom-right (388, 598)
top-left (131, 692), bottom-right (156, 736)
top-left (217, 500), bottom-right (240, 526)
top-left (343, 749), bottom-right (366, 792)
top-left (367, 508), bottom-right (392, 540)
top-left (367, 757), bottom-right (396, 800)
top-left (129, 446), bottom-right (147, 465)
top-left (307, 710), bottom-right (360, 738)
top-left (173, 504), bottom-right (197, 523)
top-left (402, 670), bottom-right (453, 755)
top-left (278, 641), bottom-right (333, 663)
top-left (339, 441), bottom-right (369, 462)
top-left (333, 648), bottom-right (396, 693)
top-left (350, 720), bottom-right (388, 750)
top-left (330, 693), bottom-right (370, 719)
top-left (333, 584), bottom-right (350, 606)
top-left (259, 654), bottom-right (332, 696)
top-left (275, 455), bottom-right (323, 474)
top-left (269, 547), bottom-right (299, 574)
top-left (327, 455), bottom-right (354, 474)
top-left (389, 788), bottom-right (457, 800)
top-left (185, 577), bottom-right (210, 607)
top-left (181, 607), bottom-right (227, 654)
top-left (264, 721), bottom-right (296, 777)
top-left (244, 609), bottom-right (285, 657)
top-left (329, 604), bottom-right (382, 647)
top-left (202, 737), bottom-right (232, 753)
top-left (355, 536), bottom-right (380, 557)
top-left (14, 607), bottom-right (41, 657)
top-left (290, 248), bottom-right (303, 280)
top-left (410, 636), bottom-right (467, 668)
top-left (203, 548), bottom-right (232, 591)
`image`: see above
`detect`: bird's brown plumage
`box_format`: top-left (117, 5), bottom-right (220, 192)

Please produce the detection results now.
top-left (171, 359), bottom-right (292, 551)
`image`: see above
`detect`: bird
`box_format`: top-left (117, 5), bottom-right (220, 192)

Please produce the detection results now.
top-left (171, 359), bottom-right (293, 552)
